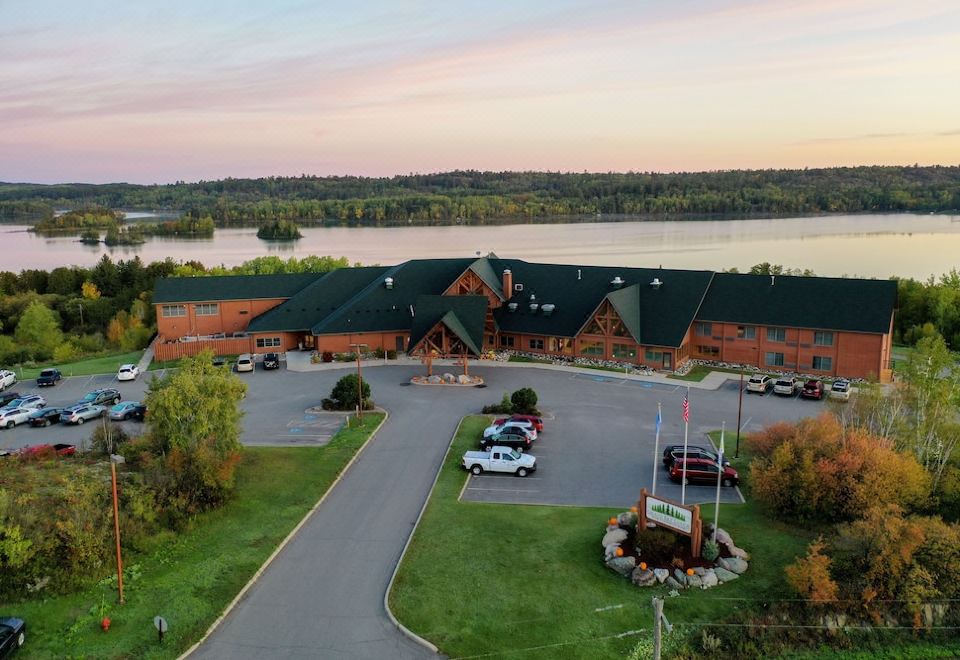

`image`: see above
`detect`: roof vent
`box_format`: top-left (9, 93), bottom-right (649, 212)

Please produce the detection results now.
top-left (384, 277), bottom-right (394, 289)
top-left (529, 302), bottom-right (539, 313)
top-left (611, 276), bottom-right (625, 287)
top-left (514, 283), bottom-right (523, 292)
top-left (507, 302), bottom-right (518, 312)
top-left (541, 303), bottom-right (555, 316)
top-left (650, 278), bottom-right (662, 289)
top-left (770, 275), bottom-right (775, 286)
top-left (409, 304), bottom-right (415, 317)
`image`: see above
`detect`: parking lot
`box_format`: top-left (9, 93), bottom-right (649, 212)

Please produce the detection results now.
top-left (1, 363), bottom-right (827, 508)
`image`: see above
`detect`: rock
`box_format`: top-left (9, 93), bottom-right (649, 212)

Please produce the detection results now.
top-left (631, 568), bottom-right (657, 587)
top-left (601, 528), bottom-right (628, 548)
top-left (618, 512), bottom-right (638, 527)
top-left (719, 556), bottom-right (749, 574)
top-left (442, 372), bottom-right (456, 383)
top-left (693, 566), bottom-right (706, 576)
top-left (427, 375), bottom-right (442, 384)
top-left (665, 576), bottom-right (682, 590)
top-left (457, 374), bottom-right (471, 384)
top-left (653, 568), bottom-right (670, 584)
top-left (606, 556), bottom-right (636, 577)
top-left (716, 527), bottom-right (750, 560)
top-left (713, 567), bottom-right (739, 583)
top-left (687, 574), bottom-right (703, 589)
top-left (701, 570), bottom-right (719, 588)
top-left (603, 544), bottom-right (620, 561)
top-left (673, 569), bottom-right (687, 586)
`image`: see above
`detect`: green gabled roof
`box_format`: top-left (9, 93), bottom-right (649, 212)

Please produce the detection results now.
top-left (697, 273), bottom-right (897, 334)
top-left (310, 258), bottom-right (474, 335)
top-left (153, 272), bottom-right (319, 304)
top-left (605, 284), bottom-right (643, 343)
top-left (407, 295), bottom-right (488, 356)
top-left (467, 257), bottom-right (505, 300)
top-left (246, 266), bottom-right (391, 332)
top-left (492, 261), bottom-right (714, 347)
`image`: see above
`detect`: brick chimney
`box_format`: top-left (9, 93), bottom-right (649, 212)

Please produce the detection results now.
top-left (502, 269), bottom-right (513, 297)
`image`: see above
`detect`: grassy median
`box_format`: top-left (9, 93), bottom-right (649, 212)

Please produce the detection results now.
top-left (389, 415), bottom-right (811, 658)
top-left (12, 412), bottom-right (384, 659)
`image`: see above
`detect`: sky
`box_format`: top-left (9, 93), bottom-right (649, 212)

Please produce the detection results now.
top-left (2, 0), bottom-right (960, 184)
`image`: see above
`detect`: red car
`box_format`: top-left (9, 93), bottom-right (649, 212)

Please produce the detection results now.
top-left (21, 443), bottom-right (76, 458)
top-left (670, 458), bottom-right (739, 487)
top-left (800, 379), bottom-right (825, 400)
top-left (494, 414), bottom-right (544, 433)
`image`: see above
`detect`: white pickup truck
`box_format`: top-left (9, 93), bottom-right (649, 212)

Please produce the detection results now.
top-left (462, 446), bottom-right (537, 477)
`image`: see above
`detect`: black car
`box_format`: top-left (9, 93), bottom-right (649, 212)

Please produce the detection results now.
top-left (0, 392), bottom-right (20, 408)
top-left (78, 388), bottom-right (121, 407)
top-left (662, 445), bottom-right (730, 468)
top-left (36, 369), bottom-right (62, 387)
top-left (0, 616), bottom-right (25, 657)
top-left (28, 407), bottom-right (65, 427)
top-left (263, 352), bottom-right (280, 370)
top-left (481, 430), bottom-right (534, 452)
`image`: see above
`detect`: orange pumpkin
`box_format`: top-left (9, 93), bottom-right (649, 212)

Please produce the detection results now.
top-left (639, 562), bottom-right (648, 570)
top-left (608, 517), bottom-right (618, 526)
top-left (686, 568), bottom-right (695, 576)
top-left (615, 547), bottom-right (624, 557)
top-left (630, 506), bottom-right (639, 513)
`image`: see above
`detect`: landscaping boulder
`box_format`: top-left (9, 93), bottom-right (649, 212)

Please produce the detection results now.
top-left (693, 566), bottom-right (706, 576)
top-left (719, 557), bottom-right (749, 574)
top-left (617, 512), bottom-right (638, 527)
top-left (631, 568), bottom-right (657, 587)
top-left (604, 544), bottom-right (621, 561)
top-left (701, 570), bottom-right (719, 588)
top-left (715, 527), bottom-right (750, 560)
top-left (606, 556), bottom-right (636, 577)
top-left (443, 372), bottom-right (456, 383)
top-left (653, 568), bottom-right (670, 584)
top-left (673, 569), bottom-right (688, 586)
top-left (687, 574), bottom-right (703, 589)
top-left (601, 528), bottom-right (628, 548)
top-left (713, 567), bottom-right (739, 583)
top-left (427, 375), bottom-right (442, 384)
top-left (665, 576), bottom-right (683, 590)
top-left (457, 374), bottom-right (471, 384)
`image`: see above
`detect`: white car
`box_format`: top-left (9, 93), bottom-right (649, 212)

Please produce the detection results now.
top-left (0, 370), bottom-right (16, 391)
top-left (1, 395), bottom-right (46, 411)
top-left (773, 377), bottom-right (800, 396)
top-left (746, 374), bottom-right (773, 394)
top-left (830, 379), bottom-right (852, 401)
top-left (117, 364), bottom-right (140, 381)
top-left (235, 354), bottom-right (254, 373)
top-left (0, 407), bottom-right (35, 429)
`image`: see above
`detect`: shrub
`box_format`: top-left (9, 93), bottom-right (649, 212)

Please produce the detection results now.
top-left (321, 351), bottom-right (334, 363)
top-left (785, 536), bottom-right (839, 603)
top-left (481, 392), bottom-right (514, 415)
top-left (52, 340), bottom-right (80, 363)
top-left (636, 527), bottom-right (679, 563)
top-left (386, 349), bottom-right (397, 360)
top-left (326, 373), bottom-right (372, 411)
top-left (90, 424), bottom-right (130, 456)
top-left (510, 387), bottom-right (539, 414)
top-left (701, 539), bottom-right (720, 562)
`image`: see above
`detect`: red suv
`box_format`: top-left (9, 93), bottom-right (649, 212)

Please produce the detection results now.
top-left (800, 379), bottom-right (825, 400)
top-left (670, 458), bottom-right (739, 487)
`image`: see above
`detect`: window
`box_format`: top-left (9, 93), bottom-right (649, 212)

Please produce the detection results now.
top-left (548, 337), bottom-right (573, 354)
top-left (695, 322), bottom-right (712, 336)
top-left (486, 334), bottom-right (495, 345)
top-left (195, 303), bottom-right (219, 316)
top-left (580, 340), bottom-right (604, 356)
top-left (529, 338), bottom-right (544, 350)
top-left (499, 335), bottom-right (515, 348)
top-left (256, 337), bottom-right (281, 348)
top-left (765, 352), bottom-right (785, 366)
top-left (812, 356), bottom-right (833, 371)
top-left (737, 325), bottom-right (756, 339)
top-left (697, 345), bottom-right (720, 357)
top-left (814, 331), bottom-right (834, 346)
top-left (161, 304), bottom-right (186, 318)
top-left (645, 349), bottom-right (663, 361)
top-left (612, 343), bottom-right (637, 359)
top-left (766, 327), bottom-right (786, 342)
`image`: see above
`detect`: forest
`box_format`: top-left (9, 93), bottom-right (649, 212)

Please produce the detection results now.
top-left (2, 166), bottom-right (959, 226)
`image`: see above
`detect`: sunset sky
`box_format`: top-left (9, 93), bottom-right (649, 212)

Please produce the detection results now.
top-left (2, 0), bottom-right (959, 184)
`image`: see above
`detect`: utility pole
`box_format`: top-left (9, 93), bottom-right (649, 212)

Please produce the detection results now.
top-left (110, 458), bottom-right (125, 604)
top-left (735, 368), bottom-right (744, 459)
top-left (349, 342), bottom-right (367, 420)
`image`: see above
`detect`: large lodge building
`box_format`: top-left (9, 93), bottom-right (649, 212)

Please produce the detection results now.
top-left (154, 256), bottom-right (897, 382)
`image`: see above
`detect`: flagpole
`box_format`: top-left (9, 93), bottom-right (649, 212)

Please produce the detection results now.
top-left (713, 421), bottom-right (725, 543)
top-left (652, 402), bottom-right (662, 496)
top-left (681, 387), bottom-right (690, 505)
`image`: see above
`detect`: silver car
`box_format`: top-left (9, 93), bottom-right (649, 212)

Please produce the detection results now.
top-left (61, 404), bottom-right (105, 425)
top-left (0, 407), bottom-right (34, 429)
top-left (1, 395), bottom-right (46, 411)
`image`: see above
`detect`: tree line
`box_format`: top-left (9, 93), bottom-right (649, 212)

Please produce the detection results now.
top-left (2, 165), bottom-right (959, 226)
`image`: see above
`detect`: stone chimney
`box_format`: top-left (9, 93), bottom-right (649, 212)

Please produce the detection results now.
top-left (502, 269), bottom-right (513, 296)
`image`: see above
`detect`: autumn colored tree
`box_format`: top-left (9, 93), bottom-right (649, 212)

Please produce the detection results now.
top-left (785, 537), bottom-right (839, 603)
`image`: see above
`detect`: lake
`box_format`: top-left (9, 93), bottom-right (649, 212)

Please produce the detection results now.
top-left (1, 213), bottom-right (958, 279)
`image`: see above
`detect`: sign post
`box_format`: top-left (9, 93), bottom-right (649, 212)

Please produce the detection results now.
top-left (651, 403), bottom-right (662, 496)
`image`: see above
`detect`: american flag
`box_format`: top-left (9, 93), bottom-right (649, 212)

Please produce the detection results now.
top-left (682, 391), bottom-right (690, 423)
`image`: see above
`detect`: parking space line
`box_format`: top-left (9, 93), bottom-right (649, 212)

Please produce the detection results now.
top-left (465, 487), bottom-right (539, 493)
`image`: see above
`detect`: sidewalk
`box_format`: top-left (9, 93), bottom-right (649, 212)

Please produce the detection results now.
top-left (283, 351), bottom-right (735, 390)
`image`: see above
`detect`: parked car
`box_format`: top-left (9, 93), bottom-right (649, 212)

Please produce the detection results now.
top-left (0, 396), bottom-right (45, 412)
top-left (235, 354), bottom-right (254, 373)
top-left (494, 414), bottom-right (544, 433)
top-left (116, 364), bottom-right (140, 381)
top-left (61, 405), bottom-right (105, 425)
top-left (212, 356), bottom-right (227, 368)
top-left (78, 389), bottom-right (121, 407)
top-left (830, 379), bottom-right (852, 401)
top-left (0, 392), bottom-right (21, 409)
top-left (262, 353), bottom-right (281, 370)
top-left (21, 443), bottom-right (76, 457)
top-left (773, 377), bottom-right (800, 396)
top-left (0, 370), bottom-right (16, 391)
top-left (670, 458), bottom-right (739, 487)
top-left (801, 379), bottom-right (825, 400)
top-left (109, 401), bottom-right (146, 421)
top-left (746, 374), bottom-right (773, 394)
top-left (662, 444), bottom-right (730, 468)
top-left (0, 408), bottom-right (35, 429)
top-left (462, 446), bottom-right (536, 477)
top-left (481, 428), bottom-right (534, 452)
top-left (36, 369), bottom-right (62, 387)
top-left (0, 616), bottom-right (26, 657)
top-left (28, 407), bottom-right (65, 427)
top-left (483, 420), bottom-right (537, 441)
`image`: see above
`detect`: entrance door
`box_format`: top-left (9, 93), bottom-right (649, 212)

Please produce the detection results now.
top-left (396, 336), bottom-right (406, 353)
top-left (662, 352), bottom-right (672, 370)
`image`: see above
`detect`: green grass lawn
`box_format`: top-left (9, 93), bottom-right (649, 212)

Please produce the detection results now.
top-left (13, 412), bottom-right (384, 659)
top-left (16, 351), bottom-right (145, 379)
top-left (389, 416), bottom-right (812, 659)
top-left (667, 365), bottom-right (747, 382)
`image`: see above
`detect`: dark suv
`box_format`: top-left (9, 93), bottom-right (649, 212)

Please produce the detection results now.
top-left (263, 353), bottom-right (280, 370)
top-left (78, 388), bottom-right (121, 407)
top-left (481, 430), bottom-right (534, 453)
top-left (37, 369), bottom-right (62, 387)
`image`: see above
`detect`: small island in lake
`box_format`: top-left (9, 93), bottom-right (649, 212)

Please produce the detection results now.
top-left (257, 219), bottom-right (303, 240)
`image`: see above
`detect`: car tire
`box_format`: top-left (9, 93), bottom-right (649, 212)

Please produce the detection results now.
top-left (77, 417), bottom-right (84, 425)
top-left (722, 478), bottom-right (733, 487)
top-left (44, 419), bottom-right (51, 427)
top-left (517, 467), bottom-right (529, 477)
top-left (471, 465), bottom-right (483, 476)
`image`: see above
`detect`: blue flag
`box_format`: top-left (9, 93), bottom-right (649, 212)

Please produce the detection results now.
top-left (655, 409), bottom-right (661, 434)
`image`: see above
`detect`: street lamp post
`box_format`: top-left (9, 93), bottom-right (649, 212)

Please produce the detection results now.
top-left (349, 342), bottom-right (368, 420)
top-left (735, 368), bottom-right (744, 459)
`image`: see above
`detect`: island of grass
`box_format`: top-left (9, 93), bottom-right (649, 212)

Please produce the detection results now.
top-left (257, 219), bottom-right (303, 240)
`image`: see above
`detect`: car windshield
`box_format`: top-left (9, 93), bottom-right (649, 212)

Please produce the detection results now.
top-left (40, 369), bottom-right (56, 377)
top-left (509, 450), bottom-right (522, 459)
top-left (110, 404), bottom-right (125, 412)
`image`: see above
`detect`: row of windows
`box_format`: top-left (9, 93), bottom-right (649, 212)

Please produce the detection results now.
top-left (765, 352), bottom-right (833, 370)
top-left (694, 322), bottom-right (834, 346)
top-left (256, 337), bottom-right (281, 348)
top-left (500, 335), bottom-right (639, 359)
top-left (161, 303), bottom-right (220, 318)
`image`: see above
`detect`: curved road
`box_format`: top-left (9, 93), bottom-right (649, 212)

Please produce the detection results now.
top-left (189, 364), bottom-right (814, 659)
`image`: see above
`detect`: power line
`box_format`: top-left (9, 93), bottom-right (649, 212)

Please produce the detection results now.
top-left (672, 622), bottom-right (960, 631)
